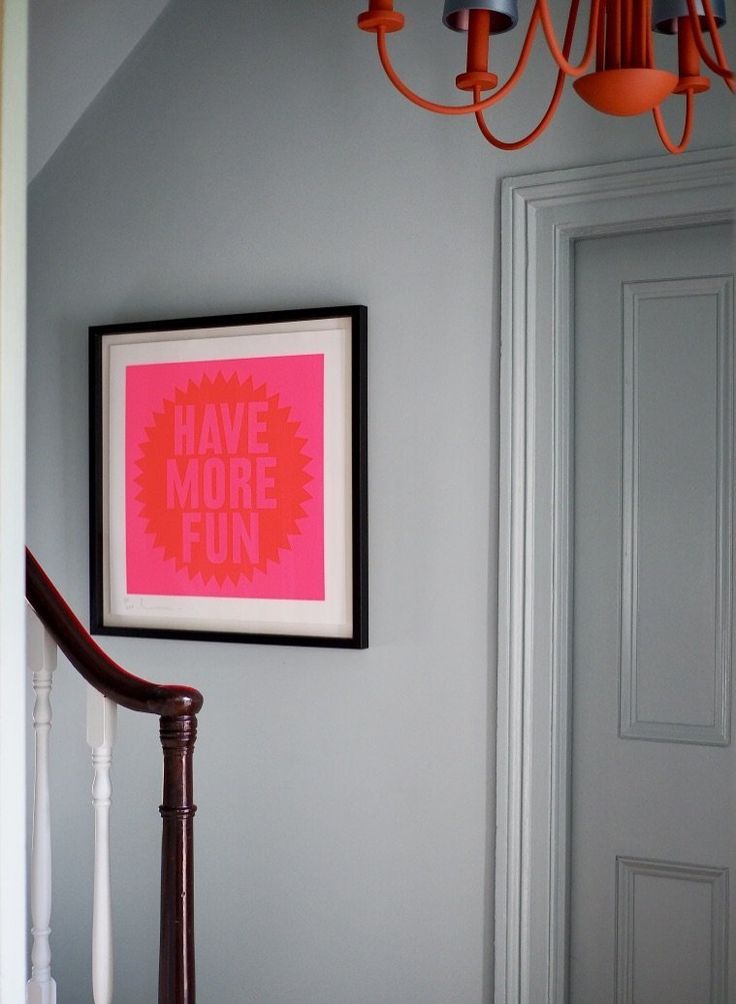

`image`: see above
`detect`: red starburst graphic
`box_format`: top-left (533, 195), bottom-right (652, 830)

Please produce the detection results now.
top-left (132, 372), bottom-right (313, 588)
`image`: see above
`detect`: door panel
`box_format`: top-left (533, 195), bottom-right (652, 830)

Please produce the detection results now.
top-left (570, 223), bottom-right (735, 1003)
top-left (621, 275), bottom-right (732, 744)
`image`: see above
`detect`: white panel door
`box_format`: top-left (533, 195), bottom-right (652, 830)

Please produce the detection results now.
top-left (571, 222), bottom-right (735, 1003)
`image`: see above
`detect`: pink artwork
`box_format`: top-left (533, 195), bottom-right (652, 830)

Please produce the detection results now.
top-left (125, 354), bottom-right (325, 600)
top-left (92, 307), bottom-right (366, 647)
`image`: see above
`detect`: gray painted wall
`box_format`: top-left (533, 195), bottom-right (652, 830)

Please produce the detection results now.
top-left (26, 2), bottom-right (734, 1001)
top-left (28, 0), bottom-right (170, 179)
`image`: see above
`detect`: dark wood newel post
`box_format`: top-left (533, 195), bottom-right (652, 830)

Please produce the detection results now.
top-left (159, 713), bottom-right (198, 1004)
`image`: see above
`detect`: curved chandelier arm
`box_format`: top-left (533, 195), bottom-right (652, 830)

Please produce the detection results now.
top-left (685, 0), bottom-right (736, 89)
top-left (473, 69), bottom-right (567, 149)
top-left (485, 8), bottom-right (543, 107)
top-left (376, 29), bottom-right (501, 115)
top-left (535, 0), bottom-right (601, 78)
top-left (471, 0), bottom-right (578, 151)
top-left (375, 8), bottom-right (548, 117)
top-left (652, 89), bottom-right (695, 153)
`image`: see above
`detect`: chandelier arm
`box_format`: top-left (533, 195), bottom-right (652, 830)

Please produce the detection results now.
top-left (652, 88), bottom-right (695, 153)
top-left (376, 29), bottom-right (504, 115)
top-left (685, 0), bottom-right (736, 88)
top-left (482, 8), bottom-right (543, 107)
top-left (700, 0), bottom-right (735, 80)
top-left (471, 0), bottom-right (578, 153)
top-left (473, 73), bottom-right (566, 149)
top-left (473, 69), bottom-right (567, 149)
top-left (375, 9), bottom-right (550, 117)
top-left (535, 0), bottom-right (601, 77)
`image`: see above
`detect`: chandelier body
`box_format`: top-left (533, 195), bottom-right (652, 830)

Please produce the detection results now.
top-left (357, 0), bottom-right (734, 153)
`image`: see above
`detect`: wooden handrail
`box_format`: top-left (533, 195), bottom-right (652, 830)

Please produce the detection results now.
top-left (26, 549), bottom-right (202, 718)
top-left (26, 547), bottom-right (202, 1004)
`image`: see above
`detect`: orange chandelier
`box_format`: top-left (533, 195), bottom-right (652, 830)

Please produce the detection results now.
top-left (357, 0), bottom-right (734, 152)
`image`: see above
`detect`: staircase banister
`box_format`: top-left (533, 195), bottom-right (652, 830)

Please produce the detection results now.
top-left (26, 548), bottom-right (203, 718)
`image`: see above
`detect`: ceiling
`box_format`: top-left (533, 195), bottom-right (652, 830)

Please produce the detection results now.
top-left (28, 0), bottom-right (169, 180)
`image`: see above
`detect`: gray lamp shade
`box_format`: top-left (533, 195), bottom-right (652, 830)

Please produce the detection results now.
top-left (652, 0), bottom-right (726, 34)
top-left (442, 0), bottom-right (519, 34)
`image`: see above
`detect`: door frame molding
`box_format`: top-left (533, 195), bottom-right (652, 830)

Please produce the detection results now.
top-left (0, 0), bottom-right (28, 996)
top-left (495, 147), bottom-right (736, 1004)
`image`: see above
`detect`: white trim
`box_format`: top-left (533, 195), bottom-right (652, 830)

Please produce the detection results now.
top-left (615, 857), bottom-right (729, 1004)
top-left (0, 0), bottom-right (28, 999)
top-left (26, 613), bottom-right (57, 1004)
top-left (495, 147), bottom-right (736, 1004)
top-left (87, 687), bottom-right (117, 1004)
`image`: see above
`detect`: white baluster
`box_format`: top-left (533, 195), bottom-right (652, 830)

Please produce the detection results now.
top-left (87, 686), bottom-right (117, 1004)
top-left (26, 608), bottom-right (57, 1004)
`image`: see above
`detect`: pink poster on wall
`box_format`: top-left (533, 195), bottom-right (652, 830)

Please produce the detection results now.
top-left (91, 307), bottom-right (367, 648)
top-left (125, 354), bottom-right (325, 600)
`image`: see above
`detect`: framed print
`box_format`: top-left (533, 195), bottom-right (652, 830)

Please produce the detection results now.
top-left (89, 305), bottom-right (367, 648)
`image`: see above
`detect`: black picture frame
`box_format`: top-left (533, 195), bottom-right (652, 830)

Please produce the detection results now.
top-left (90, 305), bottom-right (367, 648)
